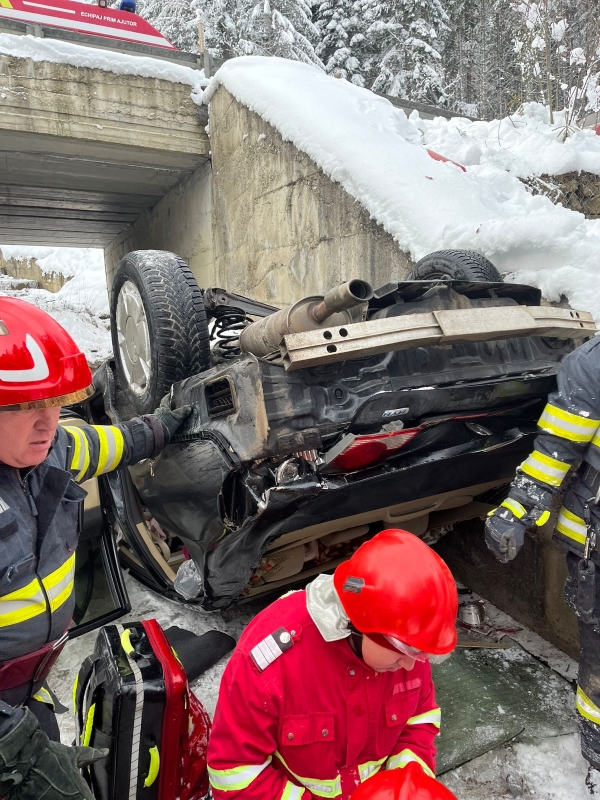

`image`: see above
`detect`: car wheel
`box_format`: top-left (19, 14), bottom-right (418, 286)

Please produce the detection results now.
top-left (407, 250), bottom-right (503, 282)
top-left (110, 250), bottom-right (210, 416)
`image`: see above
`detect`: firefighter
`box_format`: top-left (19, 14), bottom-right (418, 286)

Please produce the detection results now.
top-left (485, 335), bottom-right (600, 788)
top-left (0, 298), bottom-right (191, 798)
top-left (207, 528), bottom-right (458, 800)
top-left (350, 761), bottom-right (458, 799)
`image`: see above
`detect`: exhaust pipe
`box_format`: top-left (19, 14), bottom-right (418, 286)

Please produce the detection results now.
top-left (240, 279), bottom-right (373, 358)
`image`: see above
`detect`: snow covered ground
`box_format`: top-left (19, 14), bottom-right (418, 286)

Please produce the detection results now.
top-left (0, 246), bottom-right (112, 368)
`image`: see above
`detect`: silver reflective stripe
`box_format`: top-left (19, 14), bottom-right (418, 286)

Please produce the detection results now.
top-left (556, 507), bottom-right (587, 546)
top-left (117, 625), bottom-right (145, 800)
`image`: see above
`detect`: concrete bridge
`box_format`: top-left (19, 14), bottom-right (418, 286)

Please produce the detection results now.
top-left (0, 48), bottom-right (420, 304)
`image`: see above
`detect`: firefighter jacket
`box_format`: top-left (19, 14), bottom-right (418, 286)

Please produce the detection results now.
top-left (0, 416), bottom-right (162, 666)
top-left (207, 587), bottom-right (441, 800)
top-left (499, 336), bottom-right (600, 555)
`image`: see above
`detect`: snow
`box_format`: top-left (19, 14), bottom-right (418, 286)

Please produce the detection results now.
top-left (0, 33), bottom-right (209, 102)
top-left (205, 58), bottom-right (600, 324)
top-left (0, 246), bottom-right (112, 368)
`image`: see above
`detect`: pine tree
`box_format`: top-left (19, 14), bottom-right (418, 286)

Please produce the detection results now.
top-left (135, 0), bottom-right (200, 51)
top-left (361, 0), bottom-right (450, 104)
top-left (245, 0), bottom-right (324, 66)
top-left (314, 0), bottom-right (367, 85)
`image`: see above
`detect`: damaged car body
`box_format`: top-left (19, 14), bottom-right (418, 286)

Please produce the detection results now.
top-left (79, 249), bottom-right (596, 611)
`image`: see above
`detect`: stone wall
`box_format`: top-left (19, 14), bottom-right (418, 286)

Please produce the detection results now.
top-left (209, 87), bottom-right (411, 306)
top-left (0, 250), bottom-right (68, 292)
top-left (524, 171), bottom-right (600, 218)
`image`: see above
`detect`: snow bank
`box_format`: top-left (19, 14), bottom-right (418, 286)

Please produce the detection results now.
top-left (417, 103), bottom-right (600, 178)
top-left (205, 58), bottom-right (600, 324)
top-left (0, 247), bottom-right (111, 367)
top-left (0, 33), bottom-right (208, 101)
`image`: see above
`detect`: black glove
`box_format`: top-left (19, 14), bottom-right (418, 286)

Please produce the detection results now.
top-left (0, 708), bottom-right (107, 800)
top-left (485, 501), bottom-right (549, 563)
top-left (153, 400), bottom-right (193, 443)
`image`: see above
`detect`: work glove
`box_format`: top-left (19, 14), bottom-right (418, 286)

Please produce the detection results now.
top-left (485, 501), bottom-right (550, 563)
top-left (153, 395), bottom-right (193, 444)
top-left (0, 708), bottom-right (107, 800)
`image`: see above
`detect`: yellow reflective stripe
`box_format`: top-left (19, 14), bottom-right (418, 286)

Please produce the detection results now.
top-left (64, 425), bottom-right (90, 482)
top-left (0, 577), bottom-right (46, 627)
top-left (538, 403), bottom-right (599, 443)
top-left (274, 752), bottom-right (342, 797)
top-left (33, 687), bottom-right (54, 709)
top-left (0, 0), bottom-right (13, 8)
top-left (72, 675), bottom-right (79, 712)
top-left (521, 450), bottom-right (570, 487)
top-left (556, 507), bottom-right (587, 546)
top-left (406, 708), bottom-right (441, 729)
top-left (83, 702), bottom-right (95, 746)
top-left (385, 749), bottom-right (435, 778)
top-left (577, 687), bottom-right (600, 725)
top-left (358, 757), bottom-right (386, 781)
top-left (144, 745), bottom-right (160, 788)
top-left (42, 553), bottom-right (75, 613)
top-left (281, 781), bottom-right (305, 800)
top-left (208, 757), bottom-right (272, 791)
top-left (592, 431), bottom-right (600, 449)
top-left (536, 510), bottom-right (551, 527)
top-left (500, 498), bottom-right (527, 519)
top-left (91, 425), bottom-right (124, 477)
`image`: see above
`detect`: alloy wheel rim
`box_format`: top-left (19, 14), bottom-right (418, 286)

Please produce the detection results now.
top-left (116, 280), bottom-right (151, 396)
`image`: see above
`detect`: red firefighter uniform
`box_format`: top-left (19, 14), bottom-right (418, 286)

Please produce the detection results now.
top-left (207, 589), bottom-right (441, 800)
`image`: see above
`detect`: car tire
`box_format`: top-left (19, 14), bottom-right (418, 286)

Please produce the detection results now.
top-left (110, 250), bottom-right (210, 416)
top-left (407, 250), bottom-right (503, 282)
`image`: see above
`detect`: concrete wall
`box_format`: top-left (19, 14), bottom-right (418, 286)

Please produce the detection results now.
top-left (208, 87), bottom-right (411, 306)
top-left (104, 160), bottom-right (214, 292)
top-left (436, 514), bottom-right (579, 659)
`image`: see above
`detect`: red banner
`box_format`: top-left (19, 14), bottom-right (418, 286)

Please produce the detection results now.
top-left (0, 0), bottom-right (177, 50)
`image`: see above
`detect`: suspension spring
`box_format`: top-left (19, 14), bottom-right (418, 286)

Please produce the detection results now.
top-left (210, 308), bottom-right (252, 358)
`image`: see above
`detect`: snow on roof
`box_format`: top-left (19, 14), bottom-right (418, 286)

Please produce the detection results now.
top-left (0, 33), bottom-right (208, 101)
top-left (205, 57), bottom-right (600, 323)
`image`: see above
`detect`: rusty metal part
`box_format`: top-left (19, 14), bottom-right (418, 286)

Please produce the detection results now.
top-left (280, 305), bottom-right (596, 370)
top-left (240, 280), bottom-right (374, 357)
top-left (311, 280), bottom-right (373, 323)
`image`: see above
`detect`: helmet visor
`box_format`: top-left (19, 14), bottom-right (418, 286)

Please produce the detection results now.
top-left (367, 633), bottom-right (452, 663)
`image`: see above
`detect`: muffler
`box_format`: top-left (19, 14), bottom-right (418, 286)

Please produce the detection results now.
top-left (240, 279), bottom-right (374, 358)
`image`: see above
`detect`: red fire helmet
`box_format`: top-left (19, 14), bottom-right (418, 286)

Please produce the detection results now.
top-left (333, 529), bottom-right (458, 655)
top-left (350, 763), bottom-right (458, 800)
top-left (0, 297), bottom-right (93, 409)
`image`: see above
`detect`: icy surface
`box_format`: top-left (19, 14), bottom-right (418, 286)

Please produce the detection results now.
top-left (205, 58), bottom-right (600, 323)
top-left (0, 247), bottom-right (112, 368)
top-left (0, 33), bottom-right (208, 101)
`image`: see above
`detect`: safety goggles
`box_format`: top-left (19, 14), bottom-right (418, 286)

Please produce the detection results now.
top-left (367, 633), bottom-right (452, 664)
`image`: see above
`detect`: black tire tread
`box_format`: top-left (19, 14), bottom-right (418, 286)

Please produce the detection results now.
top-left (110, 250), bottom-right (210, 416)
top-left (407, 249), bottom-right (502, 282)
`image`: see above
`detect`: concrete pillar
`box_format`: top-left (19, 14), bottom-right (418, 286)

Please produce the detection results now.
top-left (104, 161), bottom-right (214, 293)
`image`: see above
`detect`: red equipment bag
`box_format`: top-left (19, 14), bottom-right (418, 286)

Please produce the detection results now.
top-left (74, 619), bottom-right (211, 800)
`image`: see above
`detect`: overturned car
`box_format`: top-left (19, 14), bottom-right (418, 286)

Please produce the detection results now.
top-left (76, 249), bottom-right (595, 613)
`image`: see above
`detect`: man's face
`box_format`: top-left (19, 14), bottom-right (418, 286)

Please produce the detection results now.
top-left (361, 635), bottom-right (417, 672)
top-left (0, 407), bottom-right (61, 468)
